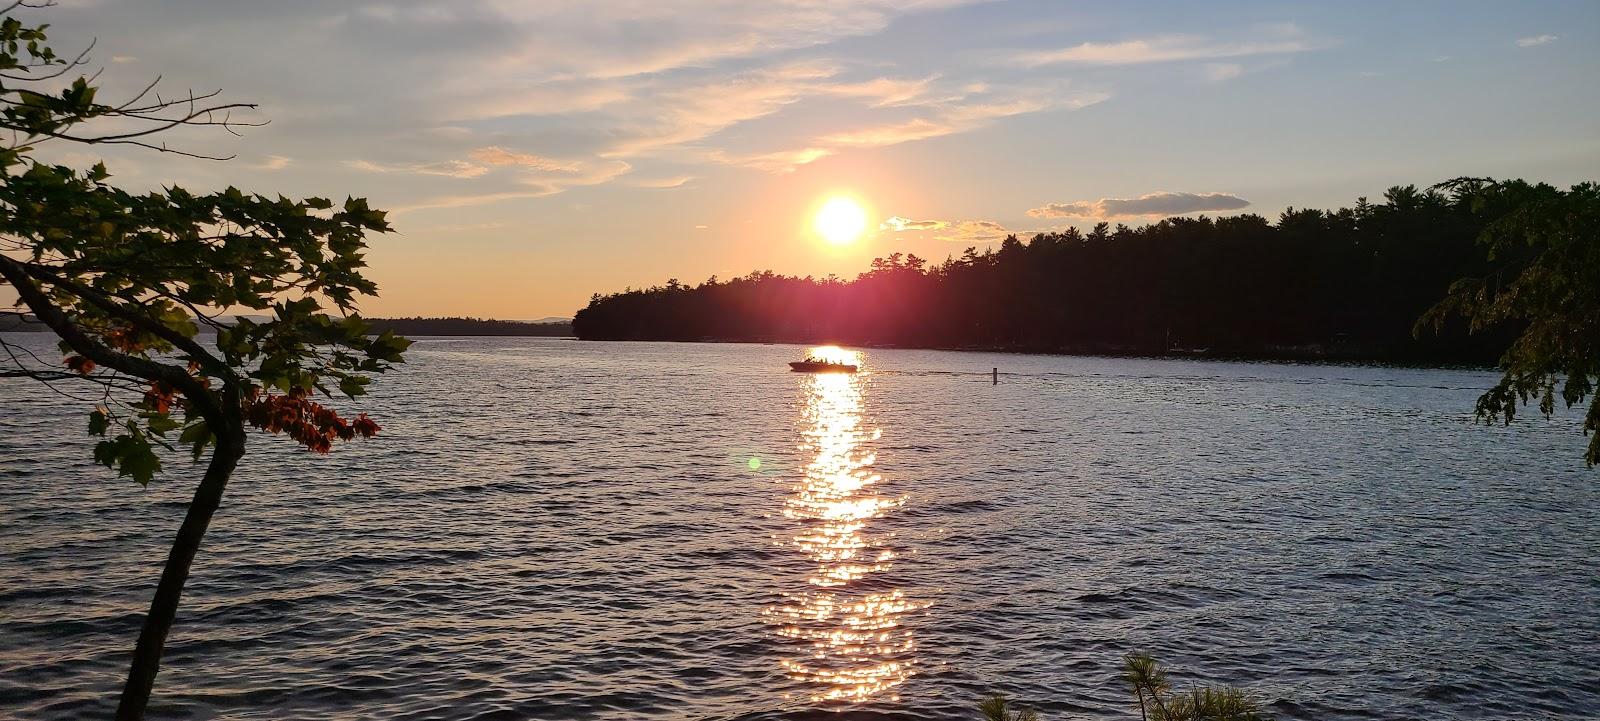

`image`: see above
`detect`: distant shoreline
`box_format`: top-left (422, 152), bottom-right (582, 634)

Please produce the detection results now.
top-left (574, 335), bottom-right (1500, 370)
top-left (0, 315), bottom-right (576, 338)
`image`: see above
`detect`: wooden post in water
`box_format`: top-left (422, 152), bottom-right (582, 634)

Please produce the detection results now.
top-left (992, 367), bottom-right (998, 385)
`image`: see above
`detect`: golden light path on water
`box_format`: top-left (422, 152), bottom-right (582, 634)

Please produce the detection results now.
top-left (768, 346), bottom-right (926, 704)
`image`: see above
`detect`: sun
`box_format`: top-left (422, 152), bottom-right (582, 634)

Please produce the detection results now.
top-left (814, 196), bottom-right (868, 245)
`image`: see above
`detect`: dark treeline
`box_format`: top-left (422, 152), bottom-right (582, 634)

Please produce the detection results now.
top-left (2, 314), bottom-right (576, 337)
top-left (574, 183), bottom-right (1524, 362)
top-left (366, 317), bottom-right (573, 337)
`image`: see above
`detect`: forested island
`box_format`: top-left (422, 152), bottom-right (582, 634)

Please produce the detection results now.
top-left (2, 315), bottom-right (574, 337)
top-left (574, 184), bottom-right (1526, 363)
top-left (365, 317), bottom-right (573, 337)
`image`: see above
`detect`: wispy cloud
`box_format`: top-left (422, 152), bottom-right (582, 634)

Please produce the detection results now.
top-left (1203, 63), bottom-right (1244, 82)
top-left (600, 62), bottom-right (838, 157)
top-left (1516, 34), bottom-right (1558, 47)
top-left (346, 158), bottom-right (490, 179)
top-left (471, 0), bottom-right (987, 81)
top-left (819, 90), bottom-right (1107, 151)
top-left (388, 158), bottom-right (633, 213)
top-left (469, 146), bottom-right (580, 172)
top-left (819, 75), bottom-right (941, 108)
top-left (823, 118), bottom-right (955, 147)
top-left (709, 147), bottom-right (834, 173)
top-left (1027, 191), bottom-right (1251, 219)
top-left (631, 175), bottom-right (696, 189)
top-left (1015, 25), bottom-right (1320, 67)
top-left (251, 154), bottom-right (292, 171)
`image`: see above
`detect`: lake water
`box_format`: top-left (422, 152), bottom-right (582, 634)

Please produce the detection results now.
top-left (2, 335), bottom-right (1598, 720)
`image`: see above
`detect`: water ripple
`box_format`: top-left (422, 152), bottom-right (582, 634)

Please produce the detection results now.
top-left (1, 336), bottom-right (1598, 719)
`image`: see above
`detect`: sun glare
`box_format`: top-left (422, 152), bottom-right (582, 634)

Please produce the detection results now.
top-left (814, 197), bottom-right (868, 245)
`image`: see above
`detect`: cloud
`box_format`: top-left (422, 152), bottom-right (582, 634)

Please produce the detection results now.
top-left (1203, 63), bottom-right (1243, 82)
top-left (881, 216), bottom-right (949, 232)
top-left (469, 146), bottom-right (580, 172)
top-left (631, 175), bottom-right (696, 189)
top-left (1028, 191), bottom-right (1251, 219)
top-left (321, 6), bottom-right (1095, 176)
top-left (251, 154), bottom-right (292, 171)
top-left (819, 75), bottom-right (941, 108)
top-left (819, 90), bottom-right (1107, 150)
top-left (392, 159), bottom-right (632, 213)
top-left (600, 61), bottom-right (839, 157)
top-left (823, 118), bottom-right (955, 147)
top-left (1517, 34), bottom-right (1558, 47)
top-left (709, 147), bottom-right (835, 173)
top-left (474, 0), bottom-right (985, 81)
top-left (879, 215), bottom-right (1008, 243)
top-left (935, 219), bottom-right (1010, 243)
top-left (446, 79), bottom-right (634, 121)
top-left (345, 158), bottom-right (490, 178)
top-left (706, 83), bottom-right (1105, 173)
top-left (1015, 26), bottom-right (1319, 67)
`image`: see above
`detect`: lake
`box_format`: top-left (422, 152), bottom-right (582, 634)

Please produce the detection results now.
top-left (2, 335), bottom-right (1597, 720)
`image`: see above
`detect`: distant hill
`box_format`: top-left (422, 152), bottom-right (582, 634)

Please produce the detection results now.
top-left (365, 316), bottom-right (573, 337)
top-left (2, 313), bottom-right (572, 337)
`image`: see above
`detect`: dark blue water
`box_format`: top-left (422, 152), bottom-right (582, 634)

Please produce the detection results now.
top-left (2, 335), bottom-right (1597, 719)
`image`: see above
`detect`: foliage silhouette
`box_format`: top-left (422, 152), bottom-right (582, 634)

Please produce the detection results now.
top-left (979, 693), bottom-right (1040, 721)
top-left (1417, 178), bottom-right (1600, 464)
top-left (978, 654), bottom-right (1267, 721)
top-left (0, 4), bottom-right (406, 718)
top-left (1123, 653), bottom-right (1266, 721)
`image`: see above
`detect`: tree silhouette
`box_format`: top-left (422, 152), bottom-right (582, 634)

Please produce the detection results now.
top-left (0, 5), bottom-right (408, 718)
top-left (574, 186), bottom-right (1516, 363)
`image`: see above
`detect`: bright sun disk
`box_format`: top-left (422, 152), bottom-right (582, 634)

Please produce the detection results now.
top-left (815, 197), bottom-right (868, 245)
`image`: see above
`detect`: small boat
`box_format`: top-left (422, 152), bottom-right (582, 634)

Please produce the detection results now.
top-left (789, 359), bottom-right (857, 373)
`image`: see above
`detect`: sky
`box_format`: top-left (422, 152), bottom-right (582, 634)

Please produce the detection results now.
top-left (16, 0), bottom-right (1600, 318)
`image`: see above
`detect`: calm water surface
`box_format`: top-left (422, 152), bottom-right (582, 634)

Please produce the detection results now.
top-left (2, 335), bottom-right (1597, 720)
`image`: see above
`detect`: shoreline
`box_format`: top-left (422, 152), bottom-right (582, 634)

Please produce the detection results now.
top-left (571, 335), bottom-right (1502, 371)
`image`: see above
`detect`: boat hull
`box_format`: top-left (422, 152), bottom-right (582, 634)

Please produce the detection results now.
top-left (788, 361), bottom-right (857, 373)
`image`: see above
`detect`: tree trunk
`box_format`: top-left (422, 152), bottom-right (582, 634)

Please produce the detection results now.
top-left (115, 427), bottom-right (245, 721)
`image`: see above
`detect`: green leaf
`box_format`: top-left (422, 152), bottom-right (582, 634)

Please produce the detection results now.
top-left (120, 440), bottom-right (161, 485)
top-left (88, 408), bottom-right (109, 436)
top-left (178, 421), bottom-right (213, 460)
top-left (338, 375), bottom-right (370, 398)
top-left (145, 413), bottom-right (182, 435)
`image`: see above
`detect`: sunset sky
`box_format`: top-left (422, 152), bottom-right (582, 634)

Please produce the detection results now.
top-left (26, 0), bottom-right (1600, 318)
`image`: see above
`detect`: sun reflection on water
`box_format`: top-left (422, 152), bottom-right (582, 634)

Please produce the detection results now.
top-left (768, 347), bottom-right (926, 703)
